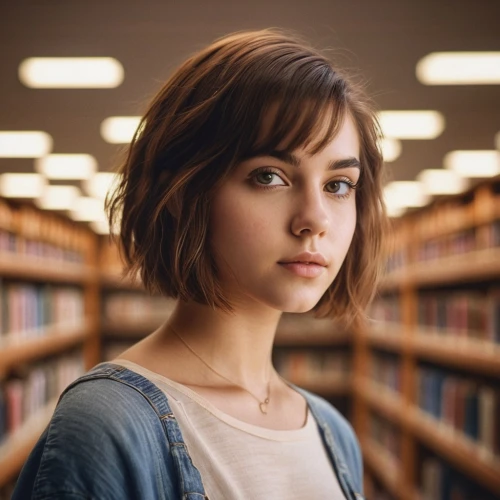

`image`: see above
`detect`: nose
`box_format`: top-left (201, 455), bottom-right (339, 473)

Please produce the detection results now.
top-left (290, 186), bottom-right (330, 237)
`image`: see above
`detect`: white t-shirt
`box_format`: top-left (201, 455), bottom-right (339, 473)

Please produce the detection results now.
top-left (114, 359), bottom-right (347, 500)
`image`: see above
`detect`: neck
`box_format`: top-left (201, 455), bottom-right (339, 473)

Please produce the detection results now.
top-left (160, 299), bottom-right (282, 390)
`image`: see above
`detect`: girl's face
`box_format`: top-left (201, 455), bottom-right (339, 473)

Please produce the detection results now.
top-left (209, 113), bottom-right (360, 314)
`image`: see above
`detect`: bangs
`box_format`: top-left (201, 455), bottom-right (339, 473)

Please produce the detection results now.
top-left (226, 56), bottom-right (350, 161)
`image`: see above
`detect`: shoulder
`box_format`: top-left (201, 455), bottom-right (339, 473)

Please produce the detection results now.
top-left (296, 387), bottom-right (363, 492)
top-left (15, 377), bottom-right (178, 500)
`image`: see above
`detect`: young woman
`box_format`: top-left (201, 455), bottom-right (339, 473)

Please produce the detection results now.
top-left (14, 29), bottom-right (387, 500)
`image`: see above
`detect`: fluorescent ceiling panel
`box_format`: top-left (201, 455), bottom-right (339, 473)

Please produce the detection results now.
top-left (384, 181), bottom-right (431, 208)
top-left (0, 173), bottom-right (47, 198)
top-left (101, 116), bottom-right (142, 143)
top-left (35, 154), bottom-right (97, 180)
top-left (417, 52), bottom-right (500, 85)
top-left (83, 172), bottom-right (121, 199)
top-left (380, 138), bottom-right (402, 162)
top-left (0, 131), bottom-right (52, 157)
top-left (19, 57), bottom-right (124, 88)
top-left (35, 185), bottom-right (81, 210)
top-left (69, 196), bottom-right (106, 222)
top-left (444, 150), bottom-right (500, 178)
top-left (378, 111), bottom-right (445, 139)
top-left (416, 169), bottom-right (468, 195)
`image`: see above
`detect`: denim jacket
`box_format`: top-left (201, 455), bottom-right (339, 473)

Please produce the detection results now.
top-left (13, 362), bottom-right (364, 500)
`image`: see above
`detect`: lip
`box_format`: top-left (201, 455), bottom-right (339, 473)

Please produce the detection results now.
top-left (278, 252), bottom-right (328, 267)
top-left (277, 252), bottom-right (328, 278)
top-left (278, 262), bottom-right (326, 278)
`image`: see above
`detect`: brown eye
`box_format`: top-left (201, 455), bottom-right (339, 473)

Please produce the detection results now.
top-left (256, 172), bottom-right (275, 185)
top-left (325, 181), bottom-right (342, 194)
top-left (325, 180), bottom-right (356, 198)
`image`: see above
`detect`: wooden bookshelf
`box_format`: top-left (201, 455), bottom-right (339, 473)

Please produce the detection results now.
top-left (362, 437), bottom-right (413, 500)
top-left (0, 397), bottom-right (58, 485)
top-left (381, 247), bottom-right (500, 290)
top-left (357, 379), bottom-right (500, 497)
top-left (354, 175), bottom-right (500, 500)
top-left (100, 271), bottom-right (144, 291)
top-left (407, 407), bottom-right (500, 497)
top-left (0, 320), bottom-right (91, 376)
top-left (0, 253), bottom-right (98, 284)
top-left (102, 319), bottom-right (166, 338)
top-left (296, 375), bottom-right (351, 396)
top-left (366, 324), bottom-right (500, 376)
top-left (0, 198), bottom-right (101, 490)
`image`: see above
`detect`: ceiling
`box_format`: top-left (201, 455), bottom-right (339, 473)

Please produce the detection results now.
top-left (0, 0), bottom-right (499, 189)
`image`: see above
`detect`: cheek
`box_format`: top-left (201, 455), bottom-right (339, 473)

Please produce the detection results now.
top-left (209, 191), bottom-right (272, 255)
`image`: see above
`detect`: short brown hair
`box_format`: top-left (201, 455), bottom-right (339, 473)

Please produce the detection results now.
top-left (107, 28), bottom-right (389, 325)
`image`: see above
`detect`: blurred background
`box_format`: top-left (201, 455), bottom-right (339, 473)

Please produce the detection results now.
top-left (0, 1), bottom-right (499, 499)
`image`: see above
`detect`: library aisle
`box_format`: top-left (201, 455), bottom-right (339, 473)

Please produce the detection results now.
top-left (1, 178), bottom-right (499, 499)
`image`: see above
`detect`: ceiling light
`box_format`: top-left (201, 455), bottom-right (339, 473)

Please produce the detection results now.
top-left (69, 196), bottom-right (106, 222)
top-left (378, 111), bottom-right (445, 139)
top-left (0, 131), bottom-right (52, 157)
top-left (417, 52), bottom-right (500, 85)
top-left (19, 57), bottom-right (124, 88)
top-left (83, 172), bottom-right (121, 199)
top-left (35, 154), bottom-right (97, 180)
top-left (386, 205), bottom-right (406, 218)
top-left (416, 169), bottom-right (469, 195)
top-left (90, 220), bottom-right (111, 235)
top-left (380, 138), bottom-right (402, 162)
top-left (384, 181), bottom-right (431, 208)
top-left (100, 116), bottom-right (141, 143)
top-left (444, 150), bottom-right (500, 178)
top-left (35, 185), bottom-right (81, 210)
top-left (0, 173), bottom-right (47, 198)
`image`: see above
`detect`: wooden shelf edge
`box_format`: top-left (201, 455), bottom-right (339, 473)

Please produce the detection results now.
top-left (102, 319), bottom-right (165, 338)
top-left (0, 253), bottom-right (98, 284)
top-left (355, 378), bottom-right (405, 425)
top-left (290, 376), bottom-right (351, 396)
top-left (0, 397), bottom-right (58, 486)
top-left (412, 333), bottom-right (500, 376)
top-left (365, 323), bottom-right (404, 352)
top-left (380, 247), bottom-right (500, 289)
top-left (274, 330), bottom-right (350, 346)
top-left (0, 321), bottom-right (90, 375)
top-left (365, 323), bottom-right (500, 375)
top-left (362, 437), bottom-right (404, 500)
top-left (100, 272), bottom-right (144, 290)
top-left (407, 407), bottom-right (500, 497)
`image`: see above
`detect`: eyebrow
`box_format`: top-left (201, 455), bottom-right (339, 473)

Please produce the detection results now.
top-left (257, 150), bottom-right (362, 171)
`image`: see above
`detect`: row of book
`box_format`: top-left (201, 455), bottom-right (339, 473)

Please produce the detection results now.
top-left (370, 288), bottom-right (500, 344)
top-left (102, 291), bottom-right (175, 323)
top-left (416, 366), bottom-right (499, 458)
top-left (418, 228), bottom-right (475, 262)
top-left (0, 200), bottom-right (90, 262)
top-left (484, 218), bottom-right (500, 248)
top-left (370, 353), bottom-right (401, 394)
top-left (272, 350), bottom-right (350, 383)
top-left (418, 455), bottom-right (498, 500)
top-left (384, 248), bottom-right (407, 275)
top-left (0, 352), bottom-right (85, 445)
top-left (0, 282), bottom-right (84, 338)
top-left (417, 290), bottom-right (499, 342)
top-left (369, 296), bottom-right (401, 323)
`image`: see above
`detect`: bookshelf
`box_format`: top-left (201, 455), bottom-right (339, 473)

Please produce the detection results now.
top-left (355, 175), bottom-right (500, 499)
top-left (0, 199), bottom-right (99, 493)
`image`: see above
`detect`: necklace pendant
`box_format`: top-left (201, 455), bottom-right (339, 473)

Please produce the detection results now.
top-left (259, 402), bottom-right (268, 414)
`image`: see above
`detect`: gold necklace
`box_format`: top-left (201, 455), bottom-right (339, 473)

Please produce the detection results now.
top-left (168, 325), bottom-right (272, 414)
